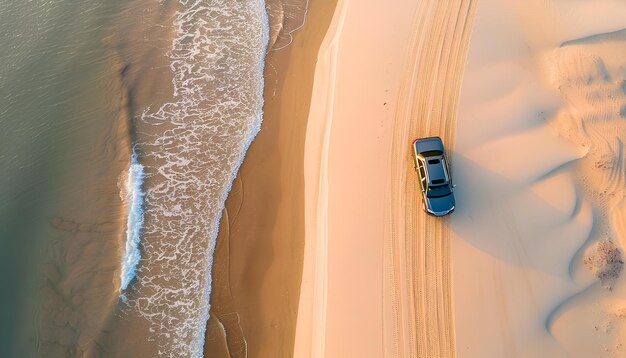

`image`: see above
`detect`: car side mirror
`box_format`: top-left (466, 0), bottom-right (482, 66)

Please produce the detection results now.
top-left (452, 184), bottom-right (457, 188)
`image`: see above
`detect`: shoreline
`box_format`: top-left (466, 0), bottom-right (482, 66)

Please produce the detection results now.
top-left (204, 1), bottom-right (338, 356)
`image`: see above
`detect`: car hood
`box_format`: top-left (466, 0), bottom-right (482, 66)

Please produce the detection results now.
top-left (426, 194), bottom-right (455, 215)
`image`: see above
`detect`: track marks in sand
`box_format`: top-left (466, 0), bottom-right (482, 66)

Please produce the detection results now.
top-left (384, 1), bottom-right (477, 357)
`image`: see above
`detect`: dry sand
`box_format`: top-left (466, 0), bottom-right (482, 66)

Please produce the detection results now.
top-left (384, 1), bottom-right (476, 357)
top-left (296, 0), bottom-right (475, 357)
top-left (453, 0), bottom-right (626, 356)
top-left (211, 0), bottom-right (626, 357)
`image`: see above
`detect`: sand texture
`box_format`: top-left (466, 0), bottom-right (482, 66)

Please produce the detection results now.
top-left (384, 1), bottom-right (476, 357)
top-left (204, 1), bottom-right (337, 357)
top-left (206, 1), bottom-right (626, 357)
top-left (453, 0), bottom-right (626, 356)
top-left (294, 0), bottom-right (475, 356)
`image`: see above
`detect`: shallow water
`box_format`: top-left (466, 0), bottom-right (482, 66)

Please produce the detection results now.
top-left (1, 0), bottom-right (273, 356)
top-left (0, 1), bottom-right (133, 356)
top-left (110, 1), bottom-right (270, 356)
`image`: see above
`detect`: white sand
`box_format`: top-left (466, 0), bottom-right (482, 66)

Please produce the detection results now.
top-left (296, 0), bottom-right (626, 357)
top-left (295, 0), bottom-right (421, 356)
top-left (383, 1), bottom-right (476, 357)
top-left (453, 0), bottom-right (626, 356)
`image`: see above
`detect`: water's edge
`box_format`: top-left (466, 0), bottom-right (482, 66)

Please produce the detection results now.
top-left (112, 1), bottom-right (271, 356)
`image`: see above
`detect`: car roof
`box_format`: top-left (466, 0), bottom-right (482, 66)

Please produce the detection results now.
top-left (425, 156), bottom-right (447, 184)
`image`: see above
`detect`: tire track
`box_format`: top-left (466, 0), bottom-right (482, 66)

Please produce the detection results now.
top-left (384, 1), bottom-right (477, 357)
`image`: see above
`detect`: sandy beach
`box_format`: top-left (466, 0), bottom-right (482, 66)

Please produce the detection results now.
top-left (206, 1), bottom-right (458, 356)
top-left (12, 0), bottom-right (626, 356)
top-left (205, 1), bottom-right (337, 357)
top-left (261, 0), bottom-right (626, 357)
top-left (15, 0), bottom-right (626, 355)
top-left (199, 0), bottom-right (626, 357)
top-left (216, 0), bottom-right (474, 356)
top-left (296, 0), bottom-right (475, 356)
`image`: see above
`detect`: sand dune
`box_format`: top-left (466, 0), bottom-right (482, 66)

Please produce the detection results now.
top-left (453, 0), bottom-right (626, 356)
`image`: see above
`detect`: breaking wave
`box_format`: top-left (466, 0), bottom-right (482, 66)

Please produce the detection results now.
top-left (124, 1), bottom-right (270, 356)
top-left (120, 150), bottom-right (145, 292)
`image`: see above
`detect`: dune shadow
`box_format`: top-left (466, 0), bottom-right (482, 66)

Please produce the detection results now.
top-left (560, 28), bottom-right (626, 48)
top-left (543, 281), bottom-right (600, 334)
top-left (450, 148), bottom-right (588, 274)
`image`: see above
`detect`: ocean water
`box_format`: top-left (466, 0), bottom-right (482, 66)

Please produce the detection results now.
top-left (116, 0), bottom-right (270, 356)
top-left (0, 1), bottom-right (131, 356)
top-left (0, 0), bottom-right (272, 357)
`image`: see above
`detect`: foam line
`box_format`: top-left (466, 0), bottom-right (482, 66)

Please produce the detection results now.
top-left (120, 150), bottom-right (145, 291)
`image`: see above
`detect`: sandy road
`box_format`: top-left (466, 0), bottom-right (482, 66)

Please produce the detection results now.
top-left (384, 1), bottom-right (477, 357)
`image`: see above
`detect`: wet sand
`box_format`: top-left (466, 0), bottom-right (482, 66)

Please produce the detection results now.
top-left (204, 1), bottom-right (338, 357)
top-left (205, 1), bottom-right (626, 357)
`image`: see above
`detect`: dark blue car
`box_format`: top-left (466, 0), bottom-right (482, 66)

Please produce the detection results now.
top-left (412, 136), bottom-right (455, 216)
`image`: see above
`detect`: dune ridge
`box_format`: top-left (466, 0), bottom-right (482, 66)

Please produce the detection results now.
top-left (452, 0), bottom-right (626, 356)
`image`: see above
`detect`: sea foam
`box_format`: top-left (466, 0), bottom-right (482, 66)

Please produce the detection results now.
top-left (120, 150), bottom-right (145, 291)
top-left (125, 1), bottom-right (270, 356)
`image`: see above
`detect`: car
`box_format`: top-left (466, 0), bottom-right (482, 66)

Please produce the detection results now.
top-left (412, 136), bottom-right (455, 216)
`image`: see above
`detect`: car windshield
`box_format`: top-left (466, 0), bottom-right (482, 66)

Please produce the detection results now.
top-left (427, 185), bottom-right (451, 198)
top-left (420, 150), bottom-right (443, 157)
